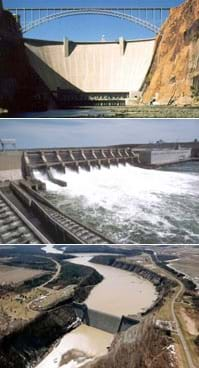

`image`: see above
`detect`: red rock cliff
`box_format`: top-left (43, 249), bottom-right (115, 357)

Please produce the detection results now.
top-left (143, 0), bottom-right (199, 105)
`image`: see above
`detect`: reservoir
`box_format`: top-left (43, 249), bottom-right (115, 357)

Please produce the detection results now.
top-left (36, 253), bottom-right (157, 368)
top-left (70, 254), bottom-right (157, 316)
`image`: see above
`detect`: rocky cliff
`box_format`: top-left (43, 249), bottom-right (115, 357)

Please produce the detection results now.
top-left (0, 305), bottom-right (76, 368)
top-left (0, 10), bottom-right (49, 113)
top-left (86, 318), bottom-right (178, 368)
top-left (143, 0), bottom-right (199, 105)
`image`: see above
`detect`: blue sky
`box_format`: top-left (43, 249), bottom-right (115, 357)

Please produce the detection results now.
top-left (4, 0), bottom-right (183, 41)
top-left (0, 119), bottom-right (198, 148)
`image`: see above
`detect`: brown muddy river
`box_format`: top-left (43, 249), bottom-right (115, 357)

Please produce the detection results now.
top-left (36, 252), bottom-right (157, 368)
top-left (70, 254), bottom-right (157, 316)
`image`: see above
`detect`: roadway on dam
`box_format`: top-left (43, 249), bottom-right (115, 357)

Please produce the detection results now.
top-left (36, 252), bottom-right (157, 368)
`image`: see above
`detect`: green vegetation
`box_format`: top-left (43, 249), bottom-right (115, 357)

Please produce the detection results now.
top-left (191, 85), bottom-right (199, 101)
top-left (111, 105), bottom-right (199, 118)
top-left (48, 262), bottom-right (103, 289)
top-left (3, 255), bottom-right (56, 272)
top-left (16, 273), bottom-right (51, 293)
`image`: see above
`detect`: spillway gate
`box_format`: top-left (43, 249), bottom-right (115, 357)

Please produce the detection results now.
top-left (23, 147), bottom-right (140, 182)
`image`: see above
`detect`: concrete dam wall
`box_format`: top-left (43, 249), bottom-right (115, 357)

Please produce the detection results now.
top-left (0, 151), bottom-right (22, 181)
top-left (25, 38), bottom-right (155, 94)
top-left (139, 148), bottom-right (192, 165)
top-left (73, 303), bottom-right (139, 334)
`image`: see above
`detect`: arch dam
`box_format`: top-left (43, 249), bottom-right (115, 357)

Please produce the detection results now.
top-left (72, 302), bottom-right (140, 334)
top-left (24, 37), bottom-right (155, 105)
top-left (6, 5), bottom-right (171, 107)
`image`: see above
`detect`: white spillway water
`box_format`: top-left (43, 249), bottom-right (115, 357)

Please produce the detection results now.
top-left (34, 163), bottom-right (199, 244)
top-left (42, 244), bottom-right (64, 254)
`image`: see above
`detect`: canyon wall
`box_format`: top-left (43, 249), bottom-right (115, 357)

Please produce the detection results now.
top-left (0, 305), bottom-right (76, 368)
top-left (0, 10), bottom-right (49, 112)
top-left (86, 317), bottom-right (177, 368)
top-left (143, 0), bottom-right (199, 105)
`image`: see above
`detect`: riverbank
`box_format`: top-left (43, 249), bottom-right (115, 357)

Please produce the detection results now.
top-left (3, 105), bottom-right (199, 118)
top-left (0, 249), bottom-right (104, 368)
top-left (90, 255), bottom-right (174, 314)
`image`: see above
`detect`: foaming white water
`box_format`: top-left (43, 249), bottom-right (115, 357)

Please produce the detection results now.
top-left (34, 164), bottom-right (199, 243)
top-left (35, 164), bottom-right (198, 199)
top-left (42, 244), bottom-right (63, 254)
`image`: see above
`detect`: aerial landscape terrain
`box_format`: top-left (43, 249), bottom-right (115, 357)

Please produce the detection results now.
top-left (0, 243), bottom-right (198, 368)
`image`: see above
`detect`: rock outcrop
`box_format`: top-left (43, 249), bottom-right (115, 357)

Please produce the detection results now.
top-left (143, 0), bottom-right (199, 105)
top-left (86, 318), bottom-right (178, 368)
top-left (0, 10), bottom-right (49, 112)
top-left (0, 305), bottom-right (76, 368)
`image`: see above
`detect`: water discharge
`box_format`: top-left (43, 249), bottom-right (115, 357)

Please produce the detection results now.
top-left (34, 162), bottom-right (199, 244)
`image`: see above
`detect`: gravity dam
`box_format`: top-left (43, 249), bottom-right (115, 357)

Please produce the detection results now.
top-left (25, 38), bottom-right (155, 105)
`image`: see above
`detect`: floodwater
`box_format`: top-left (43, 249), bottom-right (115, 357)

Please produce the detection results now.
top-left (70, 254), bottom-right (157, 316)
top-left (34, 160), bottom-right (199, 244)
top-left (36, 252), bottom-right (157, 368)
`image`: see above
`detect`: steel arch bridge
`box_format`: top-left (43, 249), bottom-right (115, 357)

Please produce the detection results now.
top-left (8, 7), bottom-right (170, 35)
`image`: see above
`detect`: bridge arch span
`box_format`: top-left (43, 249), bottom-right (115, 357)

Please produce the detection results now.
top-left (17, 9), bottom-right (161, 34)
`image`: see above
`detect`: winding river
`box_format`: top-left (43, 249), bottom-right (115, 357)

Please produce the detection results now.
top-left (36, 252), bottom-right (157, 368)
top-left (70, 254), bottom-right (157, 316)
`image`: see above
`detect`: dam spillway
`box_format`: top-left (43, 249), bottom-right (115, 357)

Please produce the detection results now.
top-left (0, 181), bottom-right (113, 245)
top-left (23, 146), bottom-right (140, 177)
top-left (0, 143), bottom-right (198, 245)
top-left (73, 303), bottom-right (139, 334)
top-left (25, 38), bottom-right (156, 104)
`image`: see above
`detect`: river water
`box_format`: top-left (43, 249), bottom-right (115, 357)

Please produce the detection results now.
top-left (10, 108), bottom-right (111, 119)
top-left (70, 254), bottom-right (157, 316)
top-left (34, 161), bottom-right (199, 244)
top-left (36, 253), bottom-right (157, 368)
top-left (36, 324), bottom-right (113, 368)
